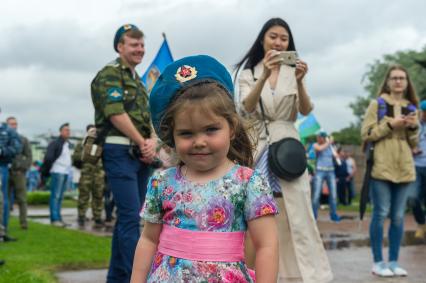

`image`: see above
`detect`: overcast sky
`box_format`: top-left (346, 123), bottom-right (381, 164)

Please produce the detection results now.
top-left (1, 0), bottom-right (426, 138)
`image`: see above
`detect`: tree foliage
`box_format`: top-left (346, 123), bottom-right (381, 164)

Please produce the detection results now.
top-left (350, 46), bottom-right (426, 124)
top-left (331, 124), bottom-right (362, 145)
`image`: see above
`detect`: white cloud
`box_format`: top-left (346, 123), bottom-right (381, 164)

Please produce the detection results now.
top-left (306, 25), bottom-right (426, 129)
top-left (1, 0), bottom-right (426, 138)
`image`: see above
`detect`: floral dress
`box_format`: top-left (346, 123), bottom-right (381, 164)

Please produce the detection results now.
top-left (141, 164), bottom-right (278, 283)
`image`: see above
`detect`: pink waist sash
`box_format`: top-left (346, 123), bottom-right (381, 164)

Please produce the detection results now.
top-left (158, 225), bottom-right (245, 262)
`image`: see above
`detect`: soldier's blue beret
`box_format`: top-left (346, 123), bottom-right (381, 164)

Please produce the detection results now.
top-left (149, 55), bottom-right (234, 136)
top-left (113, 24), bottom-right (140, 52)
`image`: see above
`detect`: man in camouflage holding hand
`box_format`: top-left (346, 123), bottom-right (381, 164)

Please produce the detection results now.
top-left (90, 24), bottom-right (156, 283)
top-left (72, 124), bottom-right (105, 229)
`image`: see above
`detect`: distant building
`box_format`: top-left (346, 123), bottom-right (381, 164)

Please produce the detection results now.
top-left (30, 130), bottom-right (85, 162)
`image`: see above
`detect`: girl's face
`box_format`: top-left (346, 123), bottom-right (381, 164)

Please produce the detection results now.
top-left (387, 69), bottom-right (408, 95)
top-left (173, 106), bottom-right (234, 178)
top-left (262, 25), bottom-right (289, 53)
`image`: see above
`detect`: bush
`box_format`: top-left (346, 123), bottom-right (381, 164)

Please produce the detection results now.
top-left (27, 191), bottom-right (50, 205)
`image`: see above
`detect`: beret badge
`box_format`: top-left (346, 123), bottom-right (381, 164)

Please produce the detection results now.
top-left (175, 65), bottom-right (197, 83)
top-left (123, 24), bottom-right (133, 31)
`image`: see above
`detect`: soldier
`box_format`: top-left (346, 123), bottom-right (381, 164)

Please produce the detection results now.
top-left (72, 124), bottom-right (105, 229)
top-left (91, 24), bottom-right (156, 283)
top-left (7, 117), bottom-right (32, 230)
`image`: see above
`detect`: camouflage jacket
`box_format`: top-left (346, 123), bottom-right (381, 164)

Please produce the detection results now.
top-left (11, 134), bottom-right (32, 172)
top-left (72, 141), bottom-right (104, 173)
top-left (90, 57), bottom-right (152, 138)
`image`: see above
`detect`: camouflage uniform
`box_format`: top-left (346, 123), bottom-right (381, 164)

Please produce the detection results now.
top-left (91, 57), bottom-right (151, 138)
top-left (91, 55), bottom-right (153, 282)
top-left (9, 134), bottom-right (32, 229)
top-left (72, 141), bottom-right (104, 222)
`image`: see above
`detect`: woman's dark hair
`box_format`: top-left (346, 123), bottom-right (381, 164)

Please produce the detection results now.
top-left (234, 17), bottom-right (296, 78)
top-left (378, 65), bottom-right (418, 107)
top-left (159, 82), bottom-right (254, 167)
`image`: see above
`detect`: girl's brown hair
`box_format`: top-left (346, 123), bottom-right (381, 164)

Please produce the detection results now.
top-left (378, 65), bottom-right (418, 107)
top-left (159, 82), bottom-right (254, 167)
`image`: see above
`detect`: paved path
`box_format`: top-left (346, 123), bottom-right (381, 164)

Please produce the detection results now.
top-left (56, 246), bottom-right (426, 283)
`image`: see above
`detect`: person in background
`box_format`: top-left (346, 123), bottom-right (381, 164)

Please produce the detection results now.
top-left (361, 65), bottom-right (419, 277)
top-left (41, 123), bottom-right (72, 228)
top-left (235, 17), bottom-right (332, 283)
top-left (408, 99), bottom-right (426, 239)
top-left (0, 107), bottom-right (22, 241)
top-left (312, 132), bottom-right (341, 222)
top-left (27, 161), bottom-right (41, 192)
top-left (72, 124), bottom-right (105, 229)
top-left (7, 116), bottom-right (32, 230)
top-left (334, 147), bottom-right (350, 206)
top-left (345, 149), bottom-right (357, 205)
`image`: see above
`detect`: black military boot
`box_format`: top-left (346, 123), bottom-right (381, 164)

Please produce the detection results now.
top-left (93, 219), bottom-right (104, 229)
top-left (78, 216), bottom-right (85, 227)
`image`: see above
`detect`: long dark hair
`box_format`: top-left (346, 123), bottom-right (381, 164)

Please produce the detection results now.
top-left (378, 65), bottom-right (418, 107)
top-left (159, 82), bottom-right (254, 167)
top-left (234, 17), bottom-right (296, 78)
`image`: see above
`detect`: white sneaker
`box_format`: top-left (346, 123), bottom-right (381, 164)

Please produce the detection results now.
top-left (372, 262), bottom-right (394, 277)
top-left (388, 261), bottom-right (408, 277)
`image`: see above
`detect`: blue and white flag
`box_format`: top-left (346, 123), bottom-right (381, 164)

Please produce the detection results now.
top-left (141, 37), bottom-right (173, 92)
top-left (295, 113), bottom-right (321, 139)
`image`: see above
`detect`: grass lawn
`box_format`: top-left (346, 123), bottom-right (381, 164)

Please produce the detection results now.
top-left (317, 194), bottom-right (373, 216)
top-left (0, 217), bottom-right (111, 283)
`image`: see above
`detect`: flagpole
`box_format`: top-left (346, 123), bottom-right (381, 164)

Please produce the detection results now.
top-left (162, 32), bottom-right (167, 40)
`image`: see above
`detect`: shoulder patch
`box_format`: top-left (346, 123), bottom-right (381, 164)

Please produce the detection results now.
top-left (107, 87), bottom-right (123, 102)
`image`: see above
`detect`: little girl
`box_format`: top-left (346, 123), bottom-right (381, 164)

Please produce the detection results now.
top-left (130, 55), bottom-right (279, 283)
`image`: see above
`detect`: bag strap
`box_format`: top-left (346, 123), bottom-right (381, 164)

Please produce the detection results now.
top-left (259, 98), bottom-right (272, 144)
top-left (250, 67), bottom-right (271, 145)
top-left (95, 66), bottom-right (139, 145)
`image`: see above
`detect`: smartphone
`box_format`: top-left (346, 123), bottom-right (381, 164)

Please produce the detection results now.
top-left (277, 51), bottom-right (298, 65)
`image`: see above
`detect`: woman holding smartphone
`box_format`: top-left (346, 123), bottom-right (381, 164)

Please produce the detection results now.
top-left (235, 17), bottom-right (332, 283)
top-left (361, 65), bottom-right (419, 277)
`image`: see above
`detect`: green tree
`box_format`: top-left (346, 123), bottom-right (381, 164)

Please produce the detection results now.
top-left (331, 123), bottom-right (362, 145)
top-left (350, 46), bottom-right (426, 124)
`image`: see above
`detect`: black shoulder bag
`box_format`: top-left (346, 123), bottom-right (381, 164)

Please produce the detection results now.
top-left (259, 98), bottom-right (307, 181)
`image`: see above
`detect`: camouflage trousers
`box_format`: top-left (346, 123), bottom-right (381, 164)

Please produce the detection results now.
top-left (9, 170), bottom-right (28, 228)
top-left (77, 171), bottom-right (105, 221)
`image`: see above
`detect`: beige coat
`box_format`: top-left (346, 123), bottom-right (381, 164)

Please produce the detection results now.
top-left (361, 93), bottom-right (419, 183)
top-left (239, 63), bottom-right (333, 283)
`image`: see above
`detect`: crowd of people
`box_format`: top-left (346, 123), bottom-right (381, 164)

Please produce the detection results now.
top-left (0, 16), bottom-right (426, 283)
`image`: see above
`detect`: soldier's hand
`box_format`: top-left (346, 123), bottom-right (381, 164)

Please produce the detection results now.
top-left (139, 139), bottom-right (156, 163)
top-left (141, 139), bottom-right (156, 157)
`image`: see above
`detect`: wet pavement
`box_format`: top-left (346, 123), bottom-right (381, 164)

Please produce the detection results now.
top-left (329, 246), bottom-right (426, 283)
top-left (14, 207), bottom-right (426, 283)
top-left (56, 269), bottom-right (107, 283)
